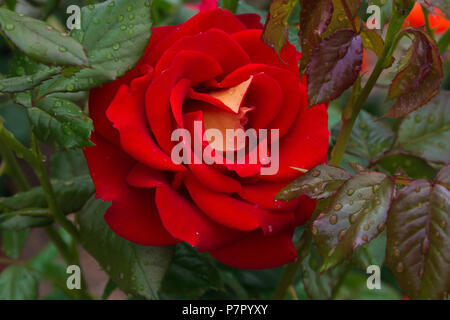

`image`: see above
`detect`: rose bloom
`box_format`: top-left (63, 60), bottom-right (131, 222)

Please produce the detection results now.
top-left (84, 9), bottom-right (329, 269)
top-left (404, 2), bottom-right (450, 34)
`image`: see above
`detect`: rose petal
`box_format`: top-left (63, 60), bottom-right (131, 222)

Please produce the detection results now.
top-left (210, 229), bottom-right (297, 269)
top-left (107, 84), bottom-right (185, 171)
top-left (146, 50), bottom-right (223, 155)
top-left (239, 181), bottom-right (300, 211)
top-left (126, 163), bottom-right (168, 188)
top-left (105, 188), bottom-right (180, 246)
top-left (83, 132), bottom-right (135, 201)
top-left (155, 186), bottom-right (246, 252)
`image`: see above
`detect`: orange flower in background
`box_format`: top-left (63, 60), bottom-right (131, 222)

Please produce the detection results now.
top-left (404, 2), bottom-right (450, 34)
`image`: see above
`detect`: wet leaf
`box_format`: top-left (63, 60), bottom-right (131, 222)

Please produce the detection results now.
top-left (346, 110), bottom-right (395, 160)
top-left (375, 154), bottom-right (438, 180)
top-left (307, 29), bottom-right (363, 105)
top-left (312, 171), bottom-right (394, 271)
top-left (384, 29), bottom-right (443, 118)
top-left (261, 0), bottom-right (298, 54)
top-left (298, 0), bottom-right (334, 73)
top-left (29, 97), bottom-right (93, 149)
top-left (0, 8), bottom-right (89, 67)
top-left (0, 68), bottom-right (59, 93)
top-left (386, 165), bottom-right (450, 299)
top-left (301, 242), bottom-right (349, 299)
top-left (38, 0), bottom-right (152, 95)
top-left (275, 164), bottom-right (351, 201)
top-left (79, 197), bottom-right (174, 300)
top-left (396, 91), bottom-right (450, 164)
top-left (323, 0), bottom-right (362, 37)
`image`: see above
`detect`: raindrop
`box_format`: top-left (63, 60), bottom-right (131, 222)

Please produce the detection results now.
top-left (58, 46), bottom-right (67, 52)
top-left (428, 114), bottom-right (435, 123)
top-left (108, 1), bottom-right (115, 7)
top-left (363, 224), bottom-right (370, 231)
top-left (66, 84), bottom-right (74, 91)
top-left (93, 18), bottom-right (99, 24)
top-left (337, 14), bottom-right (346, 22)
top-left (417, 202), bottom-right (423, 209)
top-left (334, 203), bottom-right (343, 211)
top-left (349, 200), bottom-right (354, 205)
top-left (329, 214), bottom-right (338, 225)
top-left (311, 169), bottom-right (320, 177)
top-left (145, 1), bottom-right (151, 7)
top-left (118, 15), bottom-right (124, 22)
top-left (128, 29), bottom-right (134, 35)
top-left (393, 248), bottom-right (400, 257)
top-left (5, 24), bottom-right (14, 31)
top-left (441, 220), bottom-right (447, 228)
top-left (415, 115), bottom-right (422, 123)
top-left (396, 262), bottom-right (404, 273)
top-left (128, 14), bottom-right (135, 21)
top-left (349, 213), bottom-right (357, 224)
top-left (113, 43), bottom-right (120, 50)
top-left (347, 189), bottom-right (354, 196)
top-left (372, 184), bottom-right (380, 193)
top-left (312, 227), bottom-right (318, 235)
top-left (127, 6), bottom-right (133, 12)
top-left (362, 234), bottom-right (368, 242)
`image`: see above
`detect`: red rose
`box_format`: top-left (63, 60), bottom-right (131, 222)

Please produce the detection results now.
top-left (84, 8), bottom-right (329, 269)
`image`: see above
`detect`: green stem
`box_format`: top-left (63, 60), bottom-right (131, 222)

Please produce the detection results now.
top-left (29, 133), bottom-right (80, 241)
top-left (329, 10), bottom-right (405, 167)
top-left (222, 0), bottom-right (238, 13)
top-left (272, 7), bottom-right (411, 300)
top-left (0, 134), bottom-right (30, 192)
top-left (421, 6), bottom-right (434, 37)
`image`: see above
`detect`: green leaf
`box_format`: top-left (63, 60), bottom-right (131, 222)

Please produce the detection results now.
top-left (1, 229), bottom-right (29, 259)
top-left (0, 8), bottom-right (89, 67)
top-left (0, 68), bottom-right (59, 93)
top-left (162, 243), bottom-right (223, 297)
top-left (0, 175), bottom-right (95, 230)
top-left (0, 265), bottom-right (38, 300)
top-left (79, 197), bottom-right (174, 300)
top-left (361, 29), bottom-right (384, 58)
top-left (275, 164), bottom-right (351, 201)
top-left (346, 110), bottom-right (395, 160)
top-left (307, 29), bottom-right (363, 105)
top-left (29, 97), bottom-right (93, 149)
top-left (51, 149), bottom-right (89, 180)
top-left (298, 0), bottom-right (334, 73)
top-left (375, 153), bottom-right (438, 180)
top-left (384, 29), bottom-right (443, 118)
top-left (386, 165), bottom-right (450, 300)
top-left (312, 171), bottom-right (394, 271)
top-left (102, 279), bottom-right (118, 300)
top-left (39, 0), bottom-right (153, 96)
top-left (396, 91), bottom-right (450, 164)
top-left (261, 0), bottom-right (298, 54)
top-left (301, 242), bottom-right (349, 299)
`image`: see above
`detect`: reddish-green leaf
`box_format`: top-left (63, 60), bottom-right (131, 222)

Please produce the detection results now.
top-left (323, 0), bottom-right (362, 37)
top-left (386, 165), bottom-right (450, 300)
top-left (261, 0), bottom-right (298, 54)
top-left (312, 172), bottom-right (394, 271)
top-left (275, 164), bottom-right (351, 201)
top-left (298, 0), bottom-right (334, 73)
top-left (307, 29), bottom-right (363, 105)
top-left (384, 29), bottom-right (443, 118)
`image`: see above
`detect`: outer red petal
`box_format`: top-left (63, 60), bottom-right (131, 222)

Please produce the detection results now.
top-left (261, 104), bottom-right (329, 181)
top-left (147, 9), bottom-right (247, 65)
top-left (105, 188), bottom-right (180, 246)
top-left (155, 186), bottom-right (245, 252)
top-left (210, 229), bottom-right (297, 269)
top-left (83, 132), bottom-right (134, 201)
